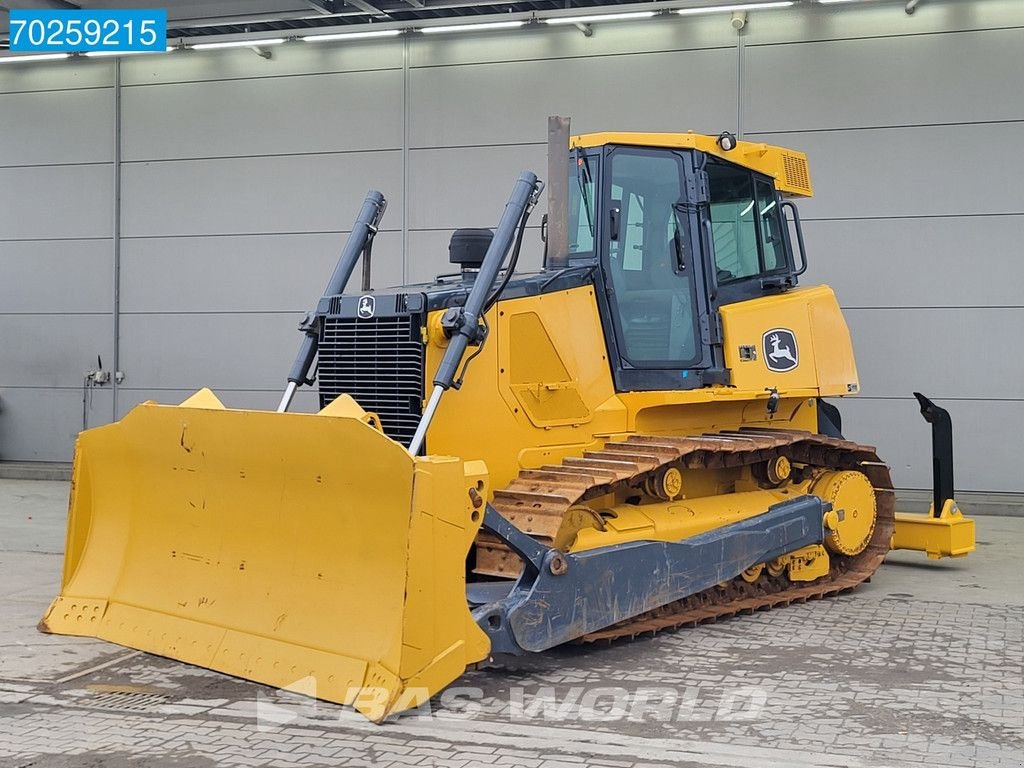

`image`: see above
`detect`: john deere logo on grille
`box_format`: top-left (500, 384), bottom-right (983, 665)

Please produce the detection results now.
top-left (357, 295), bottom-right (375, 319)
top-left (763, 328), bottom-right (798, 372)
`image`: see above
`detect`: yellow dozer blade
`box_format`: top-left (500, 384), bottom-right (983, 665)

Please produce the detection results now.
top-left (40, 389), bottom-right (490, 721)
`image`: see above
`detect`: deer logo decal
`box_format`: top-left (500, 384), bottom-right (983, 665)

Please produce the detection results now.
top-left (357, 295), bottom-right (376, 319)
top-left (762, 328), bottom-right (799, 372)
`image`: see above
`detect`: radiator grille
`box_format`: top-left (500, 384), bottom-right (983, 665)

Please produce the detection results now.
top-left (318, 314), bottom-right (425, 445)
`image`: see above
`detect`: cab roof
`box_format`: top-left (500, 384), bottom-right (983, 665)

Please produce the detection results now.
top-left (571, 131), bottom-right (813, 197)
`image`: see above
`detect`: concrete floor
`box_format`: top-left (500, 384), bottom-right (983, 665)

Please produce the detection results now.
top-left (0, 479), bottom-right (1021, 768)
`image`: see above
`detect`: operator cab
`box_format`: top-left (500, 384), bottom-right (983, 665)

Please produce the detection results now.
top-left (563, 133), bottom-right (810, 392)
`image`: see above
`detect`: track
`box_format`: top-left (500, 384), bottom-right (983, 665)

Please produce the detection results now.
top-left (475, 428), bottom-right (895, 643)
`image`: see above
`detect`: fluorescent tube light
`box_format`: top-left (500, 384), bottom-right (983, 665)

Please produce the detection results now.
top-left (421, 21), bottom-right (526, 34)
top-left (545, 11), bottom-right (656, 24)
top-left (0, 53), bottom-right (70, 63)
top-left (675, 2), bottom-right (794, 15)
top-left (191, 38), bottom-right (286, 50)
top-left (302, 29), bottom-right (401, 41)
top-left (83, 50), bottom-right (161, 57)
top-left (818, 0), bottom-right (868, 4)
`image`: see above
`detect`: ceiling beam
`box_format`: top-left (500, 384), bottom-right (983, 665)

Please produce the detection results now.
top-left (302, 0), bottom-right (338, 14)
top-left (342, 0), bottom-right (390, 17)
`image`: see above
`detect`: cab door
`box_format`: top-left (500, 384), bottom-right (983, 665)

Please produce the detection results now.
top-left (598, 146), bottom-right (722, 392)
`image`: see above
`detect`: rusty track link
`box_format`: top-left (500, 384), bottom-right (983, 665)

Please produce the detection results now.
top-left (477, 428), bottom-right (895, 642)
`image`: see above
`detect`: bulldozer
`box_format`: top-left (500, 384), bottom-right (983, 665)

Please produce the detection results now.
top-left (41, 118), bottom-right (976, 721)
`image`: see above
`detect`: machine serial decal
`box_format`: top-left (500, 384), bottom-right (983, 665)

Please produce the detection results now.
top-left (763, 328), bottom-right (799, 372)
top-left (357, 295), bottom-right (376, 319)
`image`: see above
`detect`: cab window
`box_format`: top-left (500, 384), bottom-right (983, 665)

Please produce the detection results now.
top-left (568, 153), bottom-right (597, 256)
top-left (756, 178), bottom-right (786, 271)
top-left (606, 150), bottom-right (699, 367)
top-left (707, 160), bottom-right (788, 282)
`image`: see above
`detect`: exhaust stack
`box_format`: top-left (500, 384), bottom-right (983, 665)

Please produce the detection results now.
top-left (545, 115), bottom-right (571, 269)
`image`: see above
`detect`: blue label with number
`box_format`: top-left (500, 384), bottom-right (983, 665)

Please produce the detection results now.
top-left (9, 9), bottom-right (167, 53)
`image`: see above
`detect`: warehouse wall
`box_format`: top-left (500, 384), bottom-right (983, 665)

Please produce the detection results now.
top-left (740, 7), bottom-right (1024, 498)
top-left (0, 61), bottom-right (116, 458)
top-left (1, 0), bottom-right (1022, 501)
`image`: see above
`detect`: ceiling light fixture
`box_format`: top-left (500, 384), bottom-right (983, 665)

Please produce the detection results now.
top-left (191, 38), bottom-right (286, 50)
top-left (545, 11), bottom-right (657, 24)
top-left (675, 1), bottom-right (794, 15)
top-left (421, 20), bottom-right (526, 34)
top-left (302, 29), bottom-right (401, 41)
top-left (0, 53), bottom-right (71, 64)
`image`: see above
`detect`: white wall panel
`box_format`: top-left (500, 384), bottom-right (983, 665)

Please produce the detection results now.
top-left (744, 28), bottom-right (1024, 132)
top-left (0, 88), bottom-right (114, 166)
top-left (0, 240), bottom-right (112, 313)
top-left (744, 0), bottom-right (1024, 46)
top-left (0, 59), bottom-right (112, 94)
top-left (803, 215), bottom-right (1024, 310)
top-left (118, 312), bottom-right (303, 390)
top-left (408, 16), bottom-right (733, 68)
top-left (119, 231), bottom-right (404, 313)
top-left (122, 69), bottom-right (404, 161)
top-left (409, 47), bottom-right (737, 148)
top-left (0, 388), bottom-right (111, 462)
top-left (408, 144), bottom-right (547, 230)
top-left (120, 41), bottom-right (403, 86)
top-left (839, 397), bottom-right (1024, 494)
top-left (405, 229), bottom-right (455, 285)
top-left (0, 314), bottom-right (112, 388)
top-left (0, 164), bottom-right (113, 240)
top-left (121, 150), bottom-right (403, 237)
top-left (845, 308), bottom-right (1024, 401)
top-left (746, 123), bottom-right (1024, 220)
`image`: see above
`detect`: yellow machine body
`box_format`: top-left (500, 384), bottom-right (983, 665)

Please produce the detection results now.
top-left (572, 131), bottom-right (815, 197)
top-left (893, 500), bottom-right (976, 559)
top-left (424, 281), bottom-right (972, 559)
top-left (40, 389), bottom-right (489, 721)
top-left (426, 283), bottom-right (857, 493)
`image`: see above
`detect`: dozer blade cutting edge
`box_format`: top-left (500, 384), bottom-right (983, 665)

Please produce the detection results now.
top-left (39, 389), bottom-right (490, 721)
